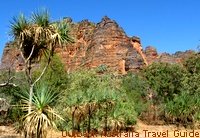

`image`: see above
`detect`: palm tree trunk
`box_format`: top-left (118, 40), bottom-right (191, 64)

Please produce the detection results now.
top-left (28, 84), bottom-right (34, 114)
top-left (27, 59), bottom-right (33, 115)
top-left (26, 84), bottom-right (34, 138)
top-left (87, 104), bottom-right (91, 138)
top-left (27, 56), bottom-right (51, 115)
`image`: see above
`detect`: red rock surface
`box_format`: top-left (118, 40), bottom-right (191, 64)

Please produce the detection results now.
top-left (1, 41), bottom-right (23, 71)
top-left (0, 17), bottom-right (196, 73)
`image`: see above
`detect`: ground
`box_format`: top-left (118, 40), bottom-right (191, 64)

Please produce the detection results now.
top-left (0, 120), bottom-right (199, 138)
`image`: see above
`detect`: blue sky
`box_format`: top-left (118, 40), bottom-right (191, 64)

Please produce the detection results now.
top-left (1, 0), bottom-right (200, 59)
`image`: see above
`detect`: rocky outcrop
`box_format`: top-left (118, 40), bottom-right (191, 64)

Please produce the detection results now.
top-left (84, 16), bottom-right (144, 73)
top-left (0, 16), bottom-right (197, 74)
top-left (145, 46), bottom-right (196, 64)
top-left (1, 41), bottom-right (23, 71)
top-left (131, 36), bottom-right (148, 65)
top-left (55, 16), bottom-right (145, 74)
top-left (145, 46), bottom-right (158, 64)
top-left (56, 18), bottom-right (96, 72)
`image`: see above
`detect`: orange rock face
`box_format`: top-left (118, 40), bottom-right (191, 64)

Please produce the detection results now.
top-left (118, 59), bottom-right (126, 74)
top-left (84, 16), bottom-right (144, 73)
top-left (145, 46), bottom-right (159, 64)
top-left (131, 36), bottom-right (148, 66)
top-left (1, 41), bottom-right (23, 71)
top-left (1, 16), bottom-right (196, 73)
top-left (145, 46), bottom-right (196, 65)
top-left (56, 16), bottom-right (144, 73)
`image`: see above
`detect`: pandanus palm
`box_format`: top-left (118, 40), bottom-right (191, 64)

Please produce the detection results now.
top-left (10, 10), bottom-right (73, 115)
top-left (20, 84), bottom-right (63, 138)
top-left (10, 10), bottom-right (73, 138)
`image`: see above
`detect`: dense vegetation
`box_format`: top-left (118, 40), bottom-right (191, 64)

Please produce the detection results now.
top-left (1, 53), bottom-right (200, 136)
top-left (1, 10), bottom-right (200, 138)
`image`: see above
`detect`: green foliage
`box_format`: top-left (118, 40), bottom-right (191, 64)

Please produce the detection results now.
top-left (181, 56), bottom-right (200, 117)
top-left (31, 9), bottom-right (49, 27)
top-left (0, 89), bottom-right (24, 126)
top-left (0, 86), bottom-right (21, 104)
top-left (96, 64), bottom-right (108, 73)
top-left (9, 10), bottom-right (73, 137)
top-left (121, 73), bottom-right (149, 115)
top-left (111, 100), bottom-right (137, 125)
top-left (0, 72), bottom-right (26, 101)
top-left (56, 70), bottom-right (137, 132)
top-left (33, 54), bottom-right (69, 93)
top-left (2, 41), bottom-right (200, 131)
top-left (19, 83), bottom-right (63, 138)
top-left (143, 62), bottom-right (186, 102)
top-left (165, 90), bottom-right (200, 126)
top-left (10, 10), bottom-right (73, 60)
top-left (164, 56), bottom-right (200, 126)
top-left (10, 13), bottom-right (28, 37)
top-left (181, 73), bottom-right (200, 95)
top-left (183, 54), bottom-right (200, 74)
top-left (0, 70), bottom-right (23, 123)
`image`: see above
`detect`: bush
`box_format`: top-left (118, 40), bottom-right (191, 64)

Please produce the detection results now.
top-left (34, 54), bottom-right (69, 90)
top-left (162, 55), bottom-right (200, 127)
top-left (0, 71), bottom-right (25, 125)
top-left (143, 62), bottom-right (186, 103)
top-left (121, 72), bottom-right (149, 115)
top-left (56, 70), bottom-right (137, 132)
top-left (96, 64), bottom-right (108, 74)
top-left (165, 91), bottom-right (200, 126)
top-left (183, 54), bottom-right (200, 74)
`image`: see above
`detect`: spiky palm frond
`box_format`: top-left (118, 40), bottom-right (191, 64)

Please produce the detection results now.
top-left (31, 10), bottom-right (50, 27)
top-left (52, 22), bottom-right (74, 46)
top-left (20, 85), bottom-right (63, 138)
top-left (10, 10), bottom-right (73, 61)
top-left (10, 14), bottom-right (31, 43)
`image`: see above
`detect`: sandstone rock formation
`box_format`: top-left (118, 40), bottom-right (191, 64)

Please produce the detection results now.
top-left (55, 18), bottom-right (96, 72)
top-left (131, 36), bottom-right (148, 66)
top-left (145, 46), bottom-right (158, 64)
top-left (55, 16), bottom-right (146, 74)
top-left (84, 16), bottom-right (144, 74)
top-left (1, 41), bottom-right (23, 71)
top-left (145, 46), bottom-right (196, 64)
top-left (0, 16), bottom-right (196, 74)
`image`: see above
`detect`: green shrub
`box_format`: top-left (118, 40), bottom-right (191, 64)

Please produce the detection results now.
top-left (56, 70), bottom-right (137, 132)
top-left (121, 72), bottom-right (149, 115)
top-left (143, 62), bottom-right (186, 102)
top-left (165, 91), bottom-right (200, 126)
top-left (183, 53), bottom-right (200, 74)
top-left (163, 55), bottom-right (200, 126)
top-left (96, 64), bottom-right (108, 73)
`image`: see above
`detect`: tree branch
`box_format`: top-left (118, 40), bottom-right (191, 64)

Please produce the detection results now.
top-left (0, 73), bottom-right (17, 87)
top-left (0, 82), bottom-right (18, 87)
top-left (25, 45), bottom-right (35, 63)
top-left (19, 43), bottom-right (26, 62)
top-left (32, 53), bottom-right (51, 86)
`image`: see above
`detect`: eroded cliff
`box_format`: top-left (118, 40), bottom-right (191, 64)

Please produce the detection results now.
top-left (0, 16), bottom-right (196, 73)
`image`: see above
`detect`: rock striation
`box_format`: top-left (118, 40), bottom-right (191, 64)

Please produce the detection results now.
top-left (56, 16), bottom-right (145, 74)
top-left (145, 46), bottom-right (196, 64)
top-left (84, 16), bottom-right (144, 73)
top-left (1, 41), bottom-right (23, 71)
top-left (0, 16), bottom-right (196, 73)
